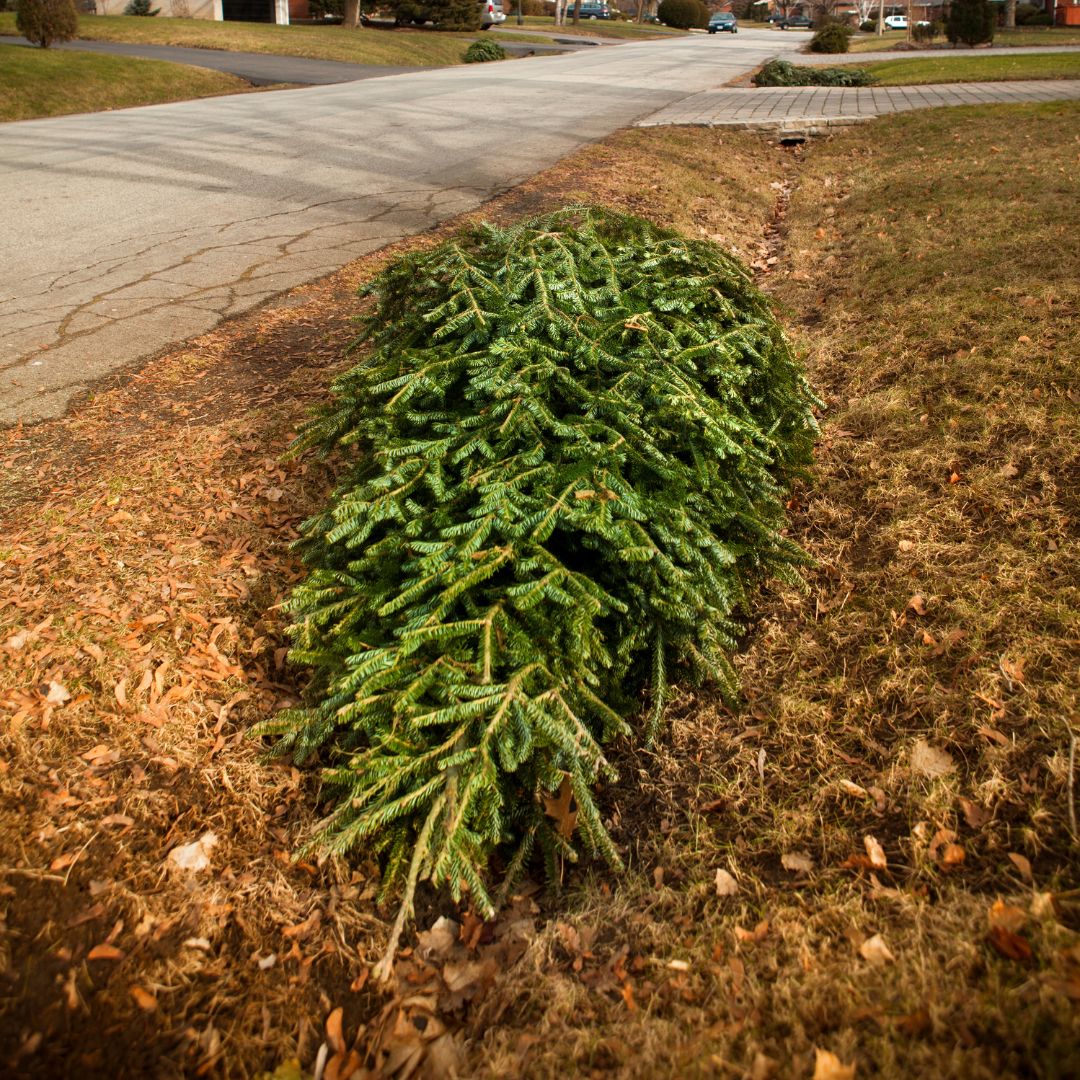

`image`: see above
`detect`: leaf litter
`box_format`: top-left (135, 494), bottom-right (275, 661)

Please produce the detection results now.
top-left (1, 112), bottom-right (1078, 1079)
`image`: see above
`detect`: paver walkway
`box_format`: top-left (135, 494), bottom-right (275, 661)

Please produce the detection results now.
top-left (637, 78), bottom-right (1080, 130)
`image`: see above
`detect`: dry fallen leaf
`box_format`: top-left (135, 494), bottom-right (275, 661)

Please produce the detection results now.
top-left (989, 924), bottom-right (1033, 962)
top-left (929, 828), bottom-right (961, 865)
top-left (129, 985), bottom-right (157, 1012)
top-left (910, 740), bottom-right (955, 779)
top-left (781, 851), bottom-right (814, 874)
top-left (907, 594), bottom-right (929, 616)
top-left (165, 831), bottom-right (218, 875)
top-left (543, 775), bottom-right (578, 840)
top-left (1007, 852), bottom-right (1034, 884)
top-left (988, 899), bottom-right (1027, 933)
top-left (735, 920), bottom-right (769, 945)
top-left (416, 916), bottom-right (459, 960)
top-left (45, 681), bottom-right (71, 705)
top-left (864, 835), bottom-right (887, 870)
top-left (999, 655), bottom-right (1027, 690)
top-left (326, 1006), bottom-right (344, 1054)
top-left (87, 944), bottom-right (124, 962)
top-left (858, 934), bottom-right (895, 967)
top-left (714, 868), bottom-right (739, 897)
top-left (958, 797), bottom-right (991, 829)
top-left (813, 1047), bottom-right (856, 1080)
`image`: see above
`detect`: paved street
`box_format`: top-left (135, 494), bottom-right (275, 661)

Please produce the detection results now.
top-left (4, 29), bottom-right (1078, 425)
top-left (0, 35), bottom-right (422, 84)
top-left (1, 30), bottom-right (804, 425)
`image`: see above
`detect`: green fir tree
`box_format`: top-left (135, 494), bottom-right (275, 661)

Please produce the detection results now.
top-left (255, 208), bottom-right (817, 971)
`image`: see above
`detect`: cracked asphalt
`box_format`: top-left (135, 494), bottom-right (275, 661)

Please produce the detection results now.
top-left (0, 31), bottom-right (803, 425)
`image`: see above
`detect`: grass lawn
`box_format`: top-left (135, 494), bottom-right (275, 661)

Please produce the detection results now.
top-left (0, 12), bottom-right (486, 66)
top-left (850, 25), bottom-right (1080, 50)
top-left (513, 15), bottom-right (684, 38)
top-left (849, 50), bottom-right (1080, 83)
top-left (0, 42), bottom-right (260, 121)
top-left (1, 100), bottom-right (1078, 1077)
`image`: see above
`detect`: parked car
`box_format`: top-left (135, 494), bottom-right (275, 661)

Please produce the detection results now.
top-left (777, 13), bottom-right (813, 28)
top-left (708, 11), bottom-right (738, 32)
top-left (883, 14), bottom-right (908, 28)
top-left (480, 0), bottom-right (506, 27)
top-left (565, 2), bottom-right (612, 18)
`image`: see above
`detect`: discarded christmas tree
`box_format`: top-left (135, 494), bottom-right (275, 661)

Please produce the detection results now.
top-left (258, 207), bottom-right (817, 973)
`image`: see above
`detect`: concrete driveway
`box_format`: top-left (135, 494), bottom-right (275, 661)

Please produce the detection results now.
top-left (1, 30), bottom-right (806, 425)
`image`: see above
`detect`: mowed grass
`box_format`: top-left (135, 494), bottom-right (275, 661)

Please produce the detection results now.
top-left (0, 12), bottom-right (479, 66)
top-left (0, 88), bottom-right (1077, 1079)
top-left (514, 14), bottom-right (684, 38)
top-left (0, 42), bottom-right (258, 121)
top-left (850, 50), bottom-right (1080, 83)
top-left (462, 104), bottom-right (1080, 1077)
top-left (849, 25), bottom-right (1080, 50)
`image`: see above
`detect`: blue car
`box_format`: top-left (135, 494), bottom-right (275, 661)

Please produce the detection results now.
top-left (708, 11), bottom-right (738, 32)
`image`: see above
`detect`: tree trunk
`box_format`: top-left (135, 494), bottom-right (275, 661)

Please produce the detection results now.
top-left (1005, 0), bottom-right (1016, 27)
top-left (343, 0), bottom-right (360, 28)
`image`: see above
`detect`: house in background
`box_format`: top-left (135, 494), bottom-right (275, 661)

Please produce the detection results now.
top-left (1056, 0), bottom-right (1080, 24)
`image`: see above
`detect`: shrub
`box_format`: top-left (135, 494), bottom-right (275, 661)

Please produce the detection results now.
top-left (388, 0), bottom-right (480, 29)
top-left (859, 17), bottom-right (876, 30)
top-left (260, 208), bottom-right (817, 938)
top-left (463, 37), bottom-right (506, 60)
top-left (753, 58), bottom-right (876, 85)
top-left (912, 19), bottom-right (939, 41)
top-left (1013, 2), bottom-right (1039, 21)
top-left (309, 0), bottom-right (344, 16)
top-left (808, 22), bottom-right (852, 51)
top-left (946, 0), bottom-right (994, 45)
top-left (15, 0), bottom-right (77, 46)
top-left (1021, 11), bottom-right (1051, 24)
top-left (123, 0), bottom-right (160, 11)
top-left (657, 0), bottom-right (708, 29)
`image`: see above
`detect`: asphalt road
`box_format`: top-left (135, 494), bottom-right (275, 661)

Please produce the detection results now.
top-left (0, 35), bottom-right (422, 84)
top-left (0, 30), bottom-right (804, 425)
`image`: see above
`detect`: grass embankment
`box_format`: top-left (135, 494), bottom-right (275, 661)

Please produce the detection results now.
top-left (850, 50), bottom-right (1080, 83)
top-left (0, 12), bottom-right (482, 66)
top-left (0, 43), bottom-right (261, 122)
top-left (1, 103), bottom-right (1077, 1076)
top-left (849, 25), bottom-right (1080, 50)
top-left (513, 14), bottom-right (684, 38)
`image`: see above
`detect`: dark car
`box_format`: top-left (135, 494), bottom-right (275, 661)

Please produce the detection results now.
top-left (565, 2), bottom-right (612, 17)
top-left (777, 13), bottom-right (813, 27)
top-left (708, 11), bottom-right (738, 32)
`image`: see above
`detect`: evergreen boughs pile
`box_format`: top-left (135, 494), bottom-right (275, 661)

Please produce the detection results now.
top-left (463, 38), bottom-right (506, 62)
top-left (261, 207), bottom-right (816, 937)
top-left (754, 59), bottom-right (876, 87)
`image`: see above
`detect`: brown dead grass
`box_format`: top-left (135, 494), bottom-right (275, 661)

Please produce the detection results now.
top-left (1, 106), bottom-right (1078, 1079)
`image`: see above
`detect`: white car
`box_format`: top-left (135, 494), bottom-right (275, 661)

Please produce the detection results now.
top-left (883, 14), bottom-right (908, 28)
top-left (480, 0), bottom-right (506, 27)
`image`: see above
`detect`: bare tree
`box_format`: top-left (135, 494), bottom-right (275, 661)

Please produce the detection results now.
top-left (1005, 0), bottom-right (1016, 27)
